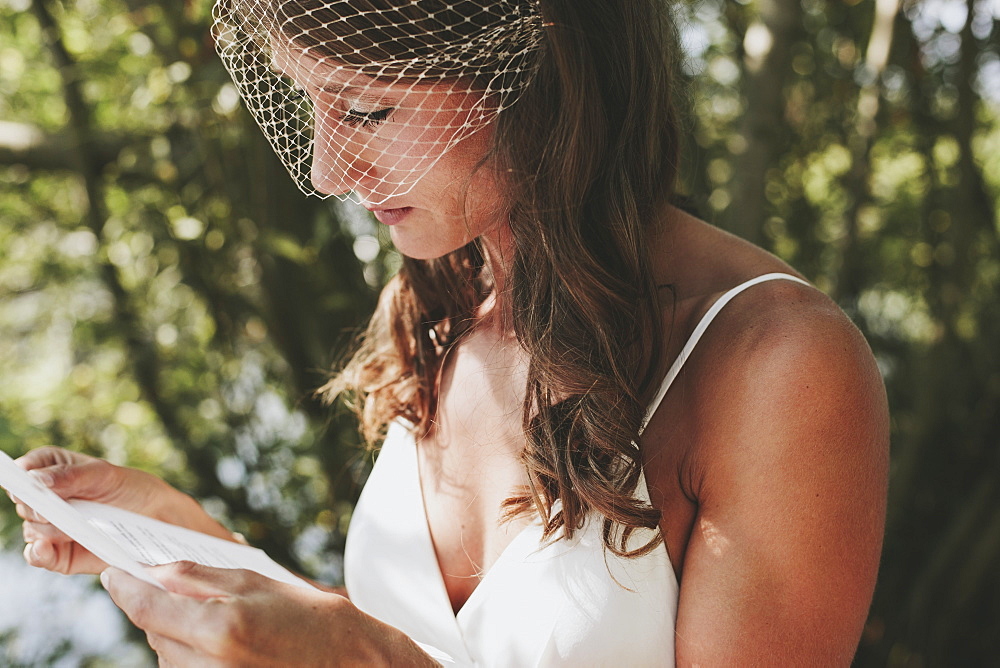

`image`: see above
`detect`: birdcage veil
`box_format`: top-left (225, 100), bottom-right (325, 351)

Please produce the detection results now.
top-left (212, 0), bottom-right (544, 205)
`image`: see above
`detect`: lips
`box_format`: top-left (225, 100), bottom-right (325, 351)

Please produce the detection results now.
top-left (367, 207), bottom-right (413, 226)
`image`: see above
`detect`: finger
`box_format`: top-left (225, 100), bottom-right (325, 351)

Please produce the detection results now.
top-left (23, 538), bottom-right (58, 571)
top-left (146, 631), bottom-right (226, 668)
top-left (33, 459), bottom-right (118, 501)
top-left (15, 446), bottom-right (83, 472)
top-left (104, 565), bottom-right (251, 659)
top-left (25, 537), bottom-right (107, 574)
top-left (15, 502), bottom-right (50, 524)
top-left (102, 567), bottom-right (218, 639)
top-left (15, 448), bottom-right (119, 502)
top-left (148, 561), bottom-right (260, 599)
top-left (22, 519), bottom-right (70, 544)
top-left (22, 527), bottom-right (107, 574)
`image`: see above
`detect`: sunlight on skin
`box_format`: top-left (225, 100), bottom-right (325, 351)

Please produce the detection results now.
top-left (698, 518), bottom-right (732, 558)
top-left (267, 39), bottom-right (492, 201)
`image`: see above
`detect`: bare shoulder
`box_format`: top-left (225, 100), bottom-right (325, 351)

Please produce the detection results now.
top-left (648, 211), bottom-right (889, 466)
top-left (646, 212), bottom-right (890, 662)
top-left (691, 276), bottom-right (888, 458)
top-left (671, 279), bottom-right (890, 664)
top-left (678, 273), bottom-right (890, 524)
top-left (649, 210), bottom-right (887, 450)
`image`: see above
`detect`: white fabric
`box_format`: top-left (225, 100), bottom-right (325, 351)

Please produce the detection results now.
top-left (344, 272), bottom-right (807, 666)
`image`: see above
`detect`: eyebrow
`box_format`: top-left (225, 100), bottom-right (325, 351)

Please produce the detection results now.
top-left (317, 84), bottom-right (397, 107)
top-left (269, 62), bottom-right (395, 104)
top-left (315, 83), bottom-right (355, 96)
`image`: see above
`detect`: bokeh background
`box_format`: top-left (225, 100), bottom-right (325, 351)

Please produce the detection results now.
top-left (1, 0), bottom-right (997, 664)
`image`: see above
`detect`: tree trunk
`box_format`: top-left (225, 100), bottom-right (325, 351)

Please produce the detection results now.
top-left (725, 0), bottom-right (802, 244)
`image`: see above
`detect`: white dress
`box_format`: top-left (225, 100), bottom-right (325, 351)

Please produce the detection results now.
top-left (343, 273), bottom-right (809, 666)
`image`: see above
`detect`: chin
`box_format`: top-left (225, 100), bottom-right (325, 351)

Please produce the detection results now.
top-left (388, 230), bottom-right (473, 261)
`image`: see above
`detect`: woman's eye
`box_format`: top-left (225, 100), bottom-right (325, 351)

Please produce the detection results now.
top-left (342, 107), bottom-right (394, 129)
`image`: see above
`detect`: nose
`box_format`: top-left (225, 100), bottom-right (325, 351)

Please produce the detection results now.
top-left (310, 110), bottom-right (375, 197)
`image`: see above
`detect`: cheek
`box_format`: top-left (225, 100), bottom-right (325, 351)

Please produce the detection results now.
top-left (445, 169), bottom-right (507, 245)
top-left (311, 106), bottom-right (431, 169)
top-left (464, 137), bottom-right (507, 222)
top-left (383, 98), bottom-right (492, 174)
top-left (443, 130), bottom-right (506, 226)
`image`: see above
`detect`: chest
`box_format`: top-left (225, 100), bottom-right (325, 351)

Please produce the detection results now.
top-left (416, 327), bottom-right (700, 613)
top-left (343, 422), bottom-right (680, 665)
top-left (416, 333), bottom-right (533, 612)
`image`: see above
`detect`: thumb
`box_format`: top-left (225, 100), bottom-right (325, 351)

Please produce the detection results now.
top-left (34, 459), bottom-right (119, 502)
top-left (16, 447), bottom-right (113, 501)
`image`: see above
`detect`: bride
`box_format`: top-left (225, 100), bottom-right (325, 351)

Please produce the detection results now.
top-left (16, 0), bottom-right (889, 664)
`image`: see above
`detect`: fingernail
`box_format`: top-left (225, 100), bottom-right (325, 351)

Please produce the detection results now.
top-left (28, 470), bottom-right (54, 487)
top-left (100, 570), bottom-right (110, 589)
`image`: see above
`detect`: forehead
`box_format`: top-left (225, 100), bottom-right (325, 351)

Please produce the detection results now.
top-left (267, 40), bottom-right (496, 133)
top-left (270, 40), bottom-right (388, 92)
top-left (269, 39), bottom-right (464, 103)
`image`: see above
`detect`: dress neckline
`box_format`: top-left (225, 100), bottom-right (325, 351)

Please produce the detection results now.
top-left (410, 427), bottom-right (667, 623)
top-left (410, 428), bottom-right (544, 620)
top-left (414, 272), bottom-right (809, 626)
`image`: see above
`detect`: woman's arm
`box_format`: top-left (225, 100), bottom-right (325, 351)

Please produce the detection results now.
top-left (670, 295), bottom-right (889, 665)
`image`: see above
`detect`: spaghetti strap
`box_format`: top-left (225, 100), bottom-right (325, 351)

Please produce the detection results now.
top-left (638, 272), bottom-right (811, 435)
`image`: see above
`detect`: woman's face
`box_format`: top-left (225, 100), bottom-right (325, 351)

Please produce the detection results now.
top-left (271, 43), bottom-right (508, 260)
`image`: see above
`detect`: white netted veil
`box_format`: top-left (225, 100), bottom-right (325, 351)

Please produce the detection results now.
top-left (212, 0), bottom-right (544, 205)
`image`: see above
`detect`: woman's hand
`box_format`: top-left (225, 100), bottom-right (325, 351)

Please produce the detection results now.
top-left (14, 447), bottom-right (235, 575)
top-left (101, 562), bottom-right (438, 667)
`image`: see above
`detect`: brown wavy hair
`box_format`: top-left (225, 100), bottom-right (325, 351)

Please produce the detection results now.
top-left (317, 0), bottom-right (686, 557)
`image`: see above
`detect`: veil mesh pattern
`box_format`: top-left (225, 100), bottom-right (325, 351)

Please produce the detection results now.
top-left (212, 0), bottom-right (544, 204)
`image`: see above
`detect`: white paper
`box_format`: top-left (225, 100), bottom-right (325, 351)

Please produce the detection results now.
top-left (0, 450), bottom-right (315, 591)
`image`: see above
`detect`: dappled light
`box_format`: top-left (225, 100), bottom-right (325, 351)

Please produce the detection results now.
top-left (697, 518), bottom-right (732, 559)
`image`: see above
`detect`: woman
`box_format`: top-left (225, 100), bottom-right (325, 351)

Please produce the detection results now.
top-left (15, 0), bottom-right (889, 664)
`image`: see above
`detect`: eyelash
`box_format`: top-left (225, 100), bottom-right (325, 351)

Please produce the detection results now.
top-left (342, 107), bottom-right (394, 129)
top-left (285, 79), bottom-right (395, 130)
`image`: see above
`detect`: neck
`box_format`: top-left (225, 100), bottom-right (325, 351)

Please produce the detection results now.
top-left (476, 220), bottom-right (516, 333)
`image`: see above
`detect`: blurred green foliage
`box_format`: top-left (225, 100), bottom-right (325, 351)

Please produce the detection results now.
top-left (0, 0), bottom-right (391, 587)
top-left (1, 0), bottom-right (998, 665)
